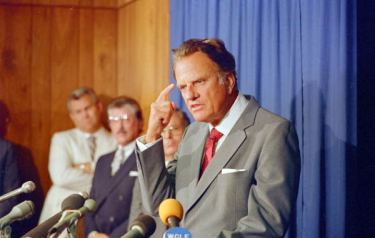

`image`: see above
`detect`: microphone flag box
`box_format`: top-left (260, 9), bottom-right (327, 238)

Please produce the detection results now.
top-left (163, 227), bottom-right (192, 238)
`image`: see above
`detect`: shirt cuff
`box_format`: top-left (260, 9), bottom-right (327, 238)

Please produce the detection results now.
top-left (136, 135), bottom-right (162, 151)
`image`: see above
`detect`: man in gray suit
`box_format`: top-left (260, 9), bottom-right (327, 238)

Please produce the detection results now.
top-left (136, 38), bottom-right (301, 237)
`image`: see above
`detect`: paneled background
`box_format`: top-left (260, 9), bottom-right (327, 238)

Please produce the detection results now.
top-left (0, 0), bottom-right (169, 195)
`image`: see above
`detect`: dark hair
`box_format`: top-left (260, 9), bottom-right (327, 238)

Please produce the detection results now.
top-left (67, 87), bottom-right (98, 111)
top-left (172, 38), bottom-right (236, 78)
top-left (174, 109), bottom-right (190, 127)
top-left (107, 96), bottom-right (143, 122)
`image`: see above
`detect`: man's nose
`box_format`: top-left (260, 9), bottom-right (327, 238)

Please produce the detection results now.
top-left (119, 120), bottom-right (127, 129)
top-left (163, 130), bottom-right (172, 139)
top-left (166, 130), bottom-right (172, 138)
top-left (83, 110), bottom-right (90, 118)
top-left (185, 85), bottom-right (198, 100)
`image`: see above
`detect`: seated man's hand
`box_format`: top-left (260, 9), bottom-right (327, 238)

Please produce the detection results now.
top-left (72, 162), bottom-right (92, 174)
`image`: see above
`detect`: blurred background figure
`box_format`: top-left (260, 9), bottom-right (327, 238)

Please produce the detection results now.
top-left (85, 96), bottom-right (143, 238)
top-left (161, 109), bottom-right (190, 166)
top-left (129, 109), bottom-right (189, 238)
top-left (0, 100), bottom-right (43, 237)
top-left (0, 139), bottom-right (20, 221)
top-left (39, 87), bottom-right (116, 223)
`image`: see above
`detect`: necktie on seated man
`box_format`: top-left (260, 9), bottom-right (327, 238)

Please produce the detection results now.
top-left (200, 128), bottom-right (223, 175)
top-left (87, 135), bottom-right (96, 161)
top-left (111, 148), bottom-right (125, 176)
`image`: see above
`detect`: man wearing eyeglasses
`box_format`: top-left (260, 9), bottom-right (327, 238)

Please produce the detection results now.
top-left (85, 96), bottom-right (144, 238)
top-left (161, 109), bottom-right (190, 166)
top-left (128, 109), bottom-right (190, 238)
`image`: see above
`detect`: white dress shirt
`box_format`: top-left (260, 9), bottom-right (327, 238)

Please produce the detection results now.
top-left (111, 141), bottom-right (136, 175)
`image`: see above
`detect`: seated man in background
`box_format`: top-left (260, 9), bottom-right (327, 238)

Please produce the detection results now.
top-left (129, 109), bottom-right (190, 237)
top-left (0, 138), bottom-right (20, 218)
top-left (85, 96), bottom-right (144, 238)
top-left (39, 87), bottom-right (116, 223)
top-left (162, 109), bottom-right (190, 167)
top-left (0, 102), bottom-right (20, 219)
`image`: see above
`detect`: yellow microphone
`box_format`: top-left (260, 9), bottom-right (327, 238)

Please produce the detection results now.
top-left (158, 198), bottom-right (183, 228)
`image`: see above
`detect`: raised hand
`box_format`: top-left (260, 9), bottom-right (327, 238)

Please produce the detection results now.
top-left (145, 84), bottom-right (176, 143)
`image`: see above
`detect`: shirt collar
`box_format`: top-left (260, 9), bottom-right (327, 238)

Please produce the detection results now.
top-left (209, 93), bottom-right (248, 136)
top-left (117, 140), bottom-right (136, 159)
top-left (78, 127), bottom-right (105, 139)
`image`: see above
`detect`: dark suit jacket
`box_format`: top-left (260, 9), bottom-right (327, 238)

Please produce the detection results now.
top-left (0, 139), bottom-right (20, 217)
top-left (84, 151), bottom-right (139, 238)
top-left (136, 96), bottom-right (301, 237)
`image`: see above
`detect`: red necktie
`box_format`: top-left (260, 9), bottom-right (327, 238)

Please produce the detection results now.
top-left (200, 128), bottom-right (223, 175)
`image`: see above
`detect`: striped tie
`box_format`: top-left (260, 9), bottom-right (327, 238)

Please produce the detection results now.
top-left (87, 135), bottom-right (96, 161)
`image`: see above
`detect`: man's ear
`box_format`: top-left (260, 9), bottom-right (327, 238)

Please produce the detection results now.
top-left (225, 73), bottom-right (236, 94)
top-left (68, 112), bottom-right (74, 121)
top-left (138, 120), bottom-right (144, 134)
top-left (97, 101), bottom-right (104, 112)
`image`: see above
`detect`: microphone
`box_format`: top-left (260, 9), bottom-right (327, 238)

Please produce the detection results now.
top-left (121, 214), bottom-right (156, 238)
top-left (21, 192), bottom-right (88, 238)
top-left (0, 200), bottom-right (35, 229)
top-left (158, 199), bottom-right (183, 228)
top-left (0, 181), bottom-right (36, 203)
top-left (48, 198), bottom-right (96, 235)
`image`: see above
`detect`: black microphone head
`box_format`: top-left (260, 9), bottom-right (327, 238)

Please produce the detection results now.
top-left (130, 214), bottom-right (156, 237)
top-left (61, 193), bottom-right (87, 210)
top-left (21, 181), bottom-right (36, 193)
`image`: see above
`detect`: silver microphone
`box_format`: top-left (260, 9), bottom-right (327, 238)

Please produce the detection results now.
top-left (0, 181), bottom-right (36, 203)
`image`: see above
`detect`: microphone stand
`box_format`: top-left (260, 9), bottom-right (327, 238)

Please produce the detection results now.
top-left (66, 219), bottom-right (77, 238)
top-left (0, 225), bottom-right (11, 238)
top-left (47, 216), bottom-right (78, 238)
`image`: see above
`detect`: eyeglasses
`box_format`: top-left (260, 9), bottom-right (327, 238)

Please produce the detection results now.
top-left (108, 114), bottom-right (129, 122)
top-left (161, 126), bottom-right (183, 137)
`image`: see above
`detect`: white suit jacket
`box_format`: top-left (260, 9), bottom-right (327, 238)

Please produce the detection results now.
top-left (39, 127), bottom-right (116, 223)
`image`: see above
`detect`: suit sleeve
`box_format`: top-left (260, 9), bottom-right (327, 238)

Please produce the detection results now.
top-left (127, 179), bottom-right (144, 224)
top-left (218, 121), bottom-right (301, 237)
top-left (0, 142), bottom-right (20, 217)
top-left (84, 165), bottom-right (99, 236)
top-left (135, 140), bottom-right (175, 216)
top-left (48, 134), bottom-right (92, 190)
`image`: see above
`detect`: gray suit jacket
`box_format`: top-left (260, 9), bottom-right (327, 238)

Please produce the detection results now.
top-left (136, 97), bottom-right (301, 237)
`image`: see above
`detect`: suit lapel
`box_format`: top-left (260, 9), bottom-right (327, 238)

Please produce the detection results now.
top-left (176, 124), bottom-right (208, 211)
top-left (184, 97), bottom-right (260, 214)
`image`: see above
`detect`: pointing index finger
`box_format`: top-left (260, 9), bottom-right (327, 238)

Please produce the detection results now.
top-left (156, 83), bottom-right (175, 102)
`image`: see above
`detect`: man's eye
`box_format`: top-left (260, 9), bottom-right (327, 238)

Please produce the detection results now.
top-left (179, 85), bottom-right (186, 90)
top-left (194, 80), bottom-right (204, 85)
